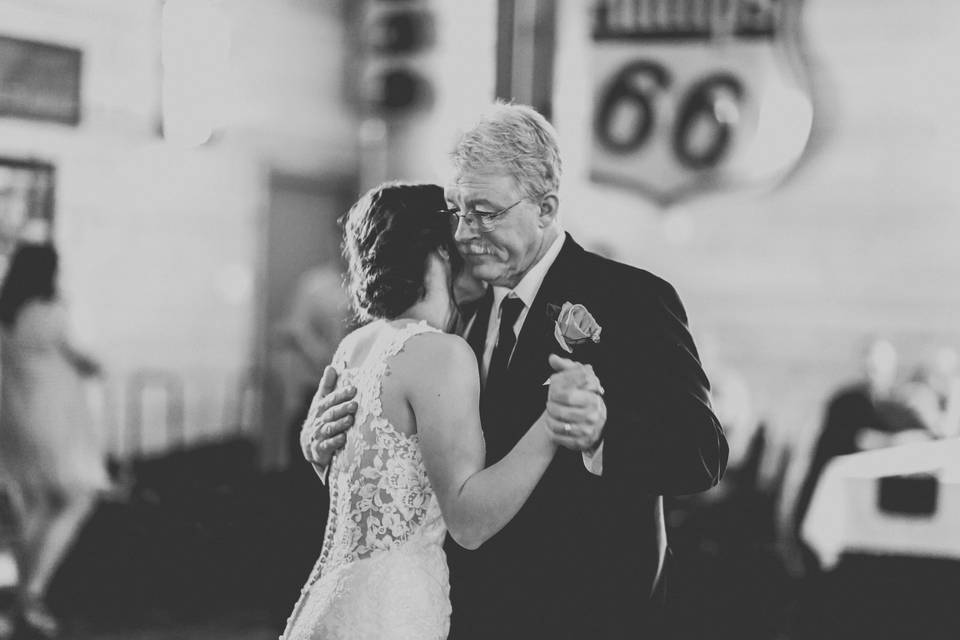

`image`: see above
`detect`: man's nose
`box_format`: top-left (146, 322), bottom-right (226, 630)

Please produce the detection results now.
top-left (452, 215), bottom-right (477, 242)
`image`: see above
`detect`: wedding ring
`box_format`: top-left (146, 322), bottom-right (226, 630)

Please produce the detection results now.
top-left (562, 422), bottom-right (572, 434)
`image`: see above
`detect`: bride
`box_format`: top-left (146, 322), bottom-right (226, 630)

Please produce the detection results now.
top-left (281, 182), bottom-right (601, 640)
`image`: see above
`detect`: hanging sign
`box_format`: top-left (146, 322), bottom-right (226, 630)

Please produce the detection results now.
top-left (0, 36), bottom-right (81, 125)
top-left (589, 0), bottom-right (815, 207)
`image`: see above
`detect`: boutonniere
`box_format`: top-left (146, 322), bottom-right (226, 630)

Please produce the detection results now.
top-left (546, 302), bottom-right (602, 353)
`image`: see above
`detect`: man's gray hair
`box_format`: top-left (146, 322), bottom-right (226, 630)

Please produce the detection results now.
top-left (451, 101), bottom-right (562, 200)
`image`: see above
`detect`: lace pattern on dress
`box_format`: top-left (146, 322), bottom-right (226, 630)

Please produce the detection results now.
top-left (304, 320), bottom-right (447, 572)
top-left (281, 320), bottom-right (451, 640)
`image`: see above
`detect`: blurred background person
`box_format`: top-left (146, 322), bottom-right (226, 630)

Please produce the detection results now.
top-left (791, 338), bottom-right (898, 556)
top-left (0, 243), bottom-right (107, 638)
top-left (788, 337), bottom-right (943, 578)
top-left (264, 263), bottom-right (349, 630)
top-left (270, 263), bottom-right (350, 475)
top-left (787, 339), bottom-right (958, 640)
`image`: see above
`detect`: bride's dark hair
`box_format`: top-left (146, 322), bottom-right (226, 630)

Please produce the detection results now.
top-left (342, 182), bottom-right (463, 322)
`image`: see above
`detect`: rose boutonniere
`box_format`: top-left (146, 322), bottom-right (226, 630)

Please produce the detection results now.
top-left (546, 302), bottom-right (602, 353)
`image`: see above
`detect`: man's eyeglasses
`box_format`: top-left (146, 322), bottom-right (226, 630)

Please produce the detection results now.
top-left (439, 199), bottom-right (525, 232)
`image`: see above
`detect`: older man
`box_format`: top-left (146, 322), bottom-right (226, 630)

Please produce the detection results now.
top-left (305, 103), bottom-right (727, 638)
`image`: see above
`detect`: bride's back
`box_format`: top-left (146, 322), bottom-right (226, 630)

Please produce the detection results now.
top-left (284, 318), bottom-right (452, 639)
top-left (282, 182), bottom-right (459, 639)
top-left (312, 319), bottom-right (447, 577)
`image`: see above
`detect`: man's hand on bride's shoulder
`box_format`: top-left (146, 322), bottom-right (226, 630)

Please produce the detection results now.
top-left (544, 354), bottom-right (607, 452)
top-left (301, 365), bottom-right (359, 467)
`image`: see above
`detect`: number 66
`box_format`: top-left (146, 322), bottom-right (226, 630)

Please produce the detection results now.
top-left (594, 60), bottom-right (745, 170)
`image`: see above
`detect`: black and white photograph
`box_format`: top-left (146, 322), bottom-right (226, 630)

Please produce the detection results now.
top-left (0, 1), bottom-right (958, 639)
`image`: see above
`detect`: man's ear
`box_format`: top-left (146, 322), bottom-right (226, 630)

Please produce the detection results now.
top-left (437, 246), bottom-right (450, 261)
top-left (538, 193), bottom-right (559, 228)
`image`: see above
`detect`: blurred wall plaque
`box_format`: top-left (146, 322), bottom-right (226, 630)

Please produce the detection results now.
top-left (0, 35), bottom-right (82, 125)
top-left (0, 158), bottom-right (55, 256)
top-left (589, 0), bottom-right (815, 207)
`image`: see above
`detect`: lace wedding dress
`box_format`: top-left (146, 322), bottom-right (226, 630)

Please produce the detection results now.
top-left (281, 320), bottom-right (451, 640)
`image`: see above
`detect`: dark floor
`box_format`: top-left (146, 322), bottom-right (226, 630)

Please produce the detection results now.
top-left (71, 630), bottom-right (272, 640)
top-left (69, 621), bottom-right (274, 640)
top-left (0, 591), bottom-right (278, 640)
top-left (53, 610), bottom-right (275, 640)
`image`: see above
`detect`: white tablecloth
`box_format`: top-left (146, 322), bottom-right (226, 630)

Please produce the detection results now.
top-left (801, 438), bottom-right (960, 569)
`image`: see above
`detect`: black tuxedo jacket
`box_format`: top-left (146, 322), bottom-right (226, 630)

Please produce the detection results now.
top-left (446, 234), bottom-right (728, 639)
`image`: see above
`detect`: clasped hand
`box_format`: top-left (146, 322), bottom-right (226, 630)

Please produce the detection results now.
top-left (544, 354), bottom-right (607, 452)
top-left (301, 354), bottom-right (607, 467)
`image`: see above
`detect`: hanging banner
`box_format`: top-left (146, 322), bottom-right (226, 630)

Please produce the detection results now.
top-left (589, 0), bottom-right (815, 207)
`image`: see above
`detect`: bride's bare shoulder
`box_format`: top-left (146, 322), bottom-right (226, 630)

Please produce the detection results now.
top-left (333, 320), bottom-right (381, 364)
top-left (408, 329), bottom-right (472, 360)
top-left (393, 330), bottom-right (478, 388)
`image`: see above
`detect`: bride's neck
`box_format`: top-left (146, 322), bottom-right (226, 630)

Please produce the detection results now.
top-left (398, 296), bottom-right (451, 332)
top-left (396, 255), bottom-right (454, 332)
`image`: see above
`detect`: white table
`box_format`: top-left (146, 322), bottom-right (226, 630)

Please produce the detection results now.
top-left (801, 437), bottom-right (960, 570)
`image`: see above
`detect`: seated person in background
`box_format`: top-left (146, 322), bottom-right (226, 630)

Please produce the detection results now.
top-left (854, 346), bottom-right (959, 449)
top-left (791, 338), bottom-right (938, 566)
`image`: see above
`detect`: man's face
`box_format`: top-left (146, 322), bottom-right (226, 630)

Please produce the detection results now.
top-left (444, 171), bottom-right (547, 289)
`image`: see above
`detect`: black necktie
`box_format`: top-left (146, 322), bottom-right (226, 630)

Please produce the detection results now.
top-left (485, 296), bottom-right (525, 389)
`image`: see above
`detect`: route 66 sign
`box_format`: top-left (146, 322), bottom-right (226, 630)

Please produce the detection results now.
top-left (589, 0), bottom-right (815, 207)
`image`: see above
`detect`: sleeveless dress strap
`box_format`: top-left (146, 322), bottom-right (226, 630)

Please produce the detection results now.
top-left (381, 320), bottom-right (442, 361)
top-left (363, 321), bottom-right (441, 422)
top-left (330, 341), bottom-right (349, 372)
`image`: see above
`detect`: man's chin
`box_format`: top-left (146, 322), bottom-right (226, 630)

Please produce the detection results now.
top-left (466, 261), bottom-right (500, 284)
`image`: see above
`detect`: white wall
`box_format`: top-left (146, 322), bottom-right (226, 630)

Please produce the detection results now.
top-left (357, 1), bottom-right (499, 186)
top-left (8, 0), bottom-right (956, 476)
top-left (551, 0), bottom-right (960, 503)
top-left (0, 0), bottom-right (358, 456)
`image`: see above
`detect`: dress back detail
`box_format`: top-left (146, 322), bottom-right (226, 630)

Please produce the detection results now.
top-left (308, 319), bottom-right (446, 585)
